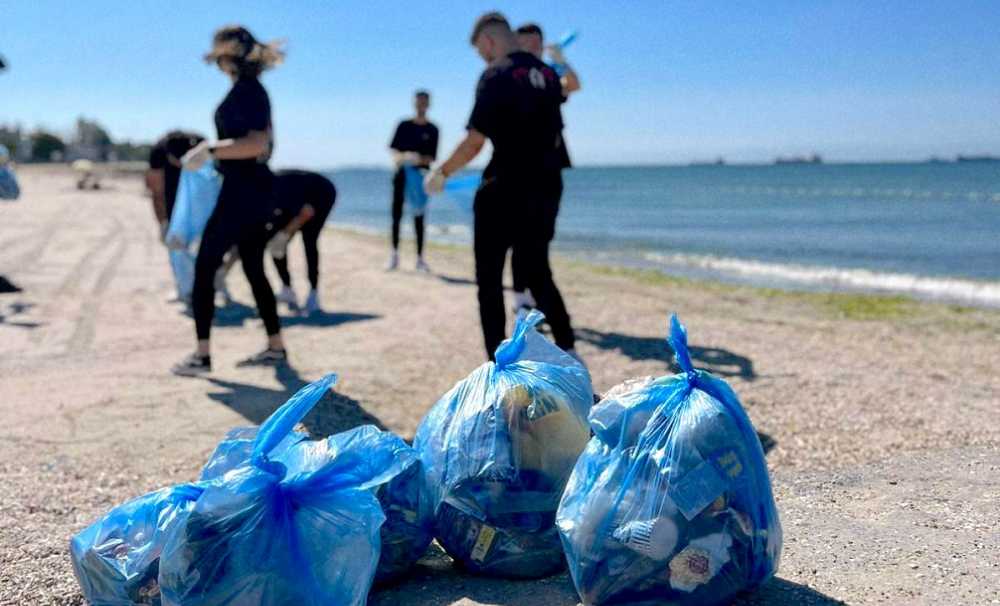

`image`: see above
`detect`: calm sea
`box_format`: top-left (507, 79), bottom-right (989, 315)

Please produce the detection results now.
top-left (322, 163), bottom-right (1000, 307)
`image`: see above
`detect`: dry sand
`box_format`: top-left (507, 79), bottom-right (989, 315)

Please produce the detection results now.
top-left (1, 166), bottom-right (998, 605)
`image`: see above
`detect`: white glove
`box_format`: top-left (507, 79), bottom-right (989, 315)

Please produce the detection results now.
top-left (424, 167), bottom-right (446, 195)
top-left (181, 141), bottom-right (213, 171)
top-left (268, 230), bottom-right (291, 260)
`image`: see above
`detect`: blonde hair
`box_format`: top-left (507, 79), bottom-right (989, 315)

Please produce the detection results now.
top-left (205, 25), bottom-right (285, 77)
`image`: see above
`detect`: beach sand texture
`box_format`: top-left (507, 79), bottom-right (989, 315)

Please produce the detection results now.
top-left (1, 166), bottom-right (998, 605)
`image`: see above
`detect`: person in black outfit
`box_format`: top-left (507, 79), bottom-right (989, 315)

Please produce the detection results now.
top-left (387, 90), bottom-right (438, 272)
top-left (146, 131), bottom-right (206, 238)
top-left (426, 12), bottom-right (579, 362)
top-left (172, 25), bottom-right (287, 376)
top-left (268, 169), bottom-right (337, 314)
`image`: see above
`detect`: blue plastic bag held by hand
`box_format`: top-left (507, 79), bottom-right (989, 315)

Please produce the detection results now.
top-left (165, 164), bottom-right (221, 250)
top-left (440, 172), bottom-right (481, 212)
top-left (0, 165), bottom-right (20, 200)
top-left (197, 421), bottom-right (433, 583)
top-left (403, 165), bottom-right (430, 216)
top-left (414, 310), bottom-right (594, 578)
top-left (557, 315), bottom-right (781, 605)
top-left (159, 374), bottom-right (392, 606)
top-left (70, 484), bottom-right (204, 606)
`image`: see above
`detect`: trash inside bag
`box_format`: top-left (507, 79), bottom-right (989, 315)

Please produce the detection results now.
top-left (195, 390), bottom-right (432, 585)
top-left (0, 165), bottom-right (20, 200)
top-left (414, 310), bottom-right (593, 578)
top-left (557, 315), bottom-right (781, 605)
top-left (403, 165), bottom-right (429, 216)
top-left (70, 483), bottom-right (204, 606)
top-left (158, 374), bottom-right (394, 606)
top-left (165, 164), bottom-right (221, 250)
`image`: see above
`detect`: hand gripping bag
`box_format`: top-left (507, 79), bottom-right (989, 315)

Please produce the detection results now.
top-left (403, 165), bottom-right (430, 216)
top-left (194, 386), bottom-right (432, 585)
top-left (164, 163), bottom-right (221, 250)
top-left (557, 315), bottom-right (781, 605)
top-left (70, 484), bottom-right (204, 606)
top-left (414, 310), bottom-right (594, 578)
top-left (158, 374), bottom-right (395, 606)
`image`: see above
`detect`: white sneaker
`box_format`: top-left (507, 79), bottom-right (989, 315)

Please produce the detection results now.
top-left (305, 289), bottom-right (321, 315)
top-left (277, 285), bottom-right (299, 310)
top-left (385, 251), bottom-right (400, 271)
top-left (415, 257), bottom-right (431, 273)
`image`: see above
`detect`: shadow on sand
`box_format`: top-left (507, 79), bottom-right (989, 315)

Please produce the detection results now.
top-left (577, 326), bottom-right (756, 381)
top-left (0, 300), bottom-right (41, 329)
top-left (209, 299), bottom-right (379, 331)
top-left (204, 364), bottom-right (384, 436)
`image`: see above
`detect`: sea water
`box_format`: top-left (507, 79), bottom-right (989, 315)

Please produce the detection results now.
top-left (324, 163), bottom-right (1000, 307)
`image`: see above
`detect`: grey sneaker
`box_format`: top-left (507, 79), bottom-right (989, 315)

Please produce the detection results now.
top-left (236, 348), bottom-right (288, 367)
top-left (172, 353), bottom-right (212, 377)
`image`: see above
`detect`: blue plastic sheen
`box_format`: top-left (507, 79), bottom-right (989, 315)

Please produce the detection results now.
top-left (403, 165), bottom-right (430, 215)
top-left (164, 164), bottom-right (221, 249)
top-left (440, 173), bottom-right (481, 212)
top-left (0, 165), bottom-right (20, 200)
top-left (556, 314), bottom-right (782, 605)
top-left (249, 373), bottom-right (337, 473)
top-left (413, 310), bottom-right (594, 578)
top-left (70, 484), bottom-right (205, 606)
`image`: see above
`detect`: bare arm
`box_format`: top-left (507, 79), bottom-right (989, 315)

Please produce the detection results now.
top-left (438, 129), bottom-right (487, 177)
top-left (211, 130), bottom-right (270, 160)
top-left (145, 169), bottom-right (167, 224)
top-left (561, 66), bottom-right (582, 96)
top-left (281, 204), bottom-right (316, 236)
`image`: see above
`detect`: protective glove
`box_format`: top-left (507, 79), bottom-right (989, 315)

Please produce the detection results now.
top-left (181, 141), bottom-right (213, 171)
top-left (424, 167), bottom-right (446, 195)
top-left (268, 230), bottom-right (291, 260)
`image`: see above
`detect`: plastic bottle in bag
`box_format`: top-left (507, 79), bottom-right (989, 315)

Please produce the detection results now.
top-left (557, 315), bottom-right (782, 605)
top-left (414, 310), bottom-right (594, 578)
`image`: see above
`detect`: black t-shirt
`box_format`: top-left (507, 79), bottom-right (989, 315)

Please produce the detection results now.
top-left (149, 131), bottom-right (205, 218)
top-left (273, 169), bottom-right (336, 217)
top-left (214, 76), bottom-right (272, 175)
top-left (467, 51), bottom-right (568, 180)
top-left (389, 120), bottom-right (439, 168)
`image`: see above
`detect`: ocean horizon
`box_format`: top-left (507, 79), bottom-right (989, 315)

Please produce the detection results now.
top-left (322, 162), bottom-right (1000, 308)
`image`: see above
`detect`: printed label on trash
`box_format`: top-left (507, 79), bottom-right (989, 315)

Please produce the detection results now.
top-left (669, 458), bottom-right (728, 521)
top-left (470, 524), bottom-right (497, 562)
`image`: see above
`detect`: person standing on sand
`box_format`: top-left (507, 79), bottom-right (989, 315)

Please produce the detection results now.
top-left (387, 90), bottom-right (438, 272)
top-left (508, 22), bottom-right (582, 316)
top-left (425, 12), bottom-right (579, 361)
top-left (172, 25), bottom-right (287, 376)
top-left (268, 169), bottom-right (337, 315)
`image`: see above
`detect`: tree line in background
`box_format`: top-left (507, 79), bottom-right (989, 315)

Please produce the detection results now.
top-left (0, 117), bottom-right (151, 163)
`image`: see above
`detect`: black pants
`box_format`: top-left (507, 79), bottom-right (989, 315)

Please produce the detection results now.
top-left (192, 171), bottom-right (281, 341)
top-left (272, 199), bottom-right (334, 290)
top-left (474, 174), bottom-right (575, 358)
top-left (391, 167), bottom-right (424, 255)
top-left (510, 196), bottom-right (561, 293)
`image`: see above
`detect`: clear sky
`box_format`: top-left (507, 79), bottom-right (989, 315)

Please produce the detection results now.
top-left (3, 1), bottom-right (999, 168)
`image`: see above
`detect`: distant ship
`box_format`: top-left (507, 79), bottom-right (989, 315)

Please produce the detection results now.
top-left (774, 153), bottom-right (822, 165)
top-left (689, 157), bottom-right (726, 167)
top-left (956, 155), bottom-right (999, 163)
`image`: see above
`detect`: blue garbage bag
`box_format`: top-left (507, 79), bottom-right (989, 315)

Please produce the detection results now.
top-left (440, 173), bottom-right (480, 212)
top-left (158, 374), bottom-right (395, 606)
top-left (557, 315), bottom-right (781, 605)
top-left (403, 165), bottom-right (429, 216)
top-left (165, 164), bottom-right (221, 250)
top-left (167, 249), bottom-right (195, 301)
top-left (70, 483), bottom-right (204, 606)
top-left (197, 421), bottom-right (433, 583)
top-left (413, 310), bottom-right (593, 578)
top-left (0, 165), bottom-right (20, 200)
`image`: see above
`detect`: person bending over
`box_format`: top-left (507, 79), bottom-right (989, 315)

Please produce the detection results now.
top-left (172, 25), bottom-right (287, 376)
top-left (426, 12), bottom-right (579, 362)
top-left (268, 169), bottom-right (337, 315)
top-left (387, 89), bottom-right (438, 272)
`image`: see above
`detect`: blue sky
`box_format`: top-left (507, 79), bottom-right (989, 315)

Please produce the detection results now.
top-left (3, 1), bottom-right (999, 168)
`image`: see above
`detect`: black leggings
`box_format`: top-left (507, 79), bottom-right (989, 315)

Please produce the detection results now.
top-left (391, 167), bottom-right (425, 255)
top-left (192, 174), bottom-right (281, 341)
top-left (272, 201), bottom-right (332, 290)
top-left (473, 175), bottom-right (574, 358)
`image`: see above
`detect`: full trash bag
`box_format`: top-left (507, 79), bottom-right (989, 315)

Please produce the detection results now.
top-left (192, 383), bottom-right (432, 586)
top-left (70, 484), bottom-right (204, 606)
top-left (0, 166), bottom-right (19, 200)
top-left (158, 374), bottom-right (400, 606)
top-left (414, 310), bottom-right (593, 578)
top-left (557, 315), bottom-right (781, 605)
top-left (165, 164), bottom-right (221, 250)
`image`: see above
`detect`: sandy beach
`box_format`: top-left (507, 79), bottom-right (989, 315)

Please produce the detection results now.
top-left (1, 166), bottom-right (998, 605)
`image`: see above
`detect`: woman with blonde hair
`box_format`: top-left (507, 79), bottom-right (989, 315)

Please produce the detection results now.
top-left (173, 25), bottom-right (288, 375)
